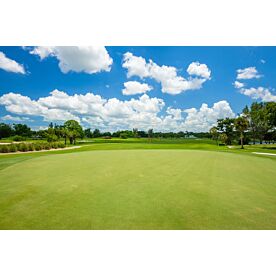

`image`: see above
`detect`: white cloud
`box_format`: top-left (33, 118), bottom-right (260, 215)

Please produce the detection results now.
top-left (187, 61), bottom-right (211, 79)
top-left (29, 46), bottom-right (113, 74)
top-left (122, 52), bottom-right (150, 78)
top-left (1, 114), bottom-right (32, 122)
top-left (240, 87), bottom-right (276, 102)
top-left (0, 51), bottom-right (26, 74)
top-left (0, 89), bottom-right (234, 132)
top-left (0, 92), bottom-right (79, 122)
top-left (182, 101), bottom-right (235, 132)
top-left (234, 66), bottom-right (276, 102)
top-left (122, 52), bottom-right (211, 95)
top-left (122, 81), bottom-right (152, 95)
top-left (234, 81), bottom-right (245, 89)
top-left (236, 67), bottom-right (261, 80)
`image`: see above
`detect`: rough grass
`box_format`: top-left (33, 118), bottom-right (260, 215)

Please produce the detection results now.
top-left (0, 149), bottom-right (276, 229)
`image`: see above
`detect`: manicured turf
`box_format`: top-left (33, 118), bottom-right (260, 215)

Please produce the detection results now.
top-left (0, 149), bottom-right (276, 229)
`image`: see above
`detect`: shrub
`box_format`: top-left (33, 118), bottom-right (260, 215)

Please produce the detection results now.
top-left (18, 143), bottom-right (28, 152)
top-left (39, 143), bottom-right (46, 150)
top-left (9, 144), bottom-right (18, 152)
top-left (13, 135), bottom-right (26, 141)
top-left (58, 142), bottom-right (66, 148)
top-left (0, 145), bottom-right (10, 153)
top-left (27, 143), bottom-right (35, 151)
top-left (34, 143), bottom-right (42, 151)
top-left (44, 143), bottom-right (51, 150)
top-left (51, 142), bottom-right (58, 149)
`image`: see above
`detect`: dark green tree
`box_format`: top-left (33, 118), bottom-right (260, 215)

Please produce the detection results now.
top-left (234, 116), bottom-right (249, 149)
top-left (217, 118), bottom-right (235, 145)
top-left (93, 128), bottom-right (101, 138)
top-left (84, 128), bottom-right (93, 138)
top-left (63, 120), bottom-right (83, 144)
top-left (0, 123), bottom-right (13, 139)
top-left (13, 123), bottom-right (32, 137)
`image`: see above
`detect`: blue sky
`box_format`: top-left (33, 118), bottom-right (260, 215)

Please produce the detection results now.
top-left (0, 46), bottom-right (275, 132)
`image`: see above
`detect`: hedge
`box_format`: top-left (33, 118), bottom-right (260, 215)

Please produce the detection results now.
top-left (0, 142), bottom-right (66, 153)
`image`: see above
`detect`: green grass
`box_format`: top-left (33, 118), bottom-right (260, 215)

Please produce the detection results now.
top-left (0, 140), bottom-right (276, 229)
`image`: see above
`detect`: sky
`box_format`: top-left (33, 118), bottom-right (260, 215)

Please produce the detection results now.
top-left (0, 46), bottom-right (276, 132)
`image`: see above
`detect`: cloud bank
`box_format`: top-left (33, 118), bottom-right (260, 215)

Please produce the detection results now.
top-left (0, 89), bottom-right (234, 132)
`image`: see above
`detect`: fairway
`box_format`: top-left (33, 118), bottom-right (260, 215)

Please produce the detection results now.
top-left (0, 149), bottom-right (276, 229)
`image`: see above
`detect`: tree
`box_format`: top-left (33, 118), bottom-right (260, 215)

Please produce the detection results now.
top-left (219, 133), bottom-right (228, 145)
top-left (84, 128), bottom-right (93, 138)
top-left (250, 102), bottom-right (271, 144)
top-left (265, 102), bottom-right (276, 129)
top-left (133, 128), bottom-right (138, 138)
top-left (234, 116), bottom-right (249, 149)
top-left (13, 123), bottom-right (32, 137)
top-left (0, 123), bottom-right (13, 139)
top-left (63, 120), bottom-right (83, 144)
top-left (93, 128), bottom-right (101, 138)
top-left (148, 129), bottom-right (153, 142)
top-left (217, 118), bottom-right (235, 145)
top-left (209, 126), bottom-right (219, 145)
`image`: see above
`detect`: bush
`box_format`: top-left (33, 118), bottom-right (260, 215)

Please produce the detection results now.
top-left (18, 143), bottom-right (28, 152)
top-left (44, 143), bottom-right (51, 150)
top-left (13, 135), bottom-right (26, 141)
top-left (9, 144), bottom-right (18, 152)
top-left (27, 143), bottom-right (35, 151)
top-left (58, 142), bottom-right (66, 148)
top-left (51, 142), bottom-right (59, 149)
top-left (40, 143), bottom-right (46, 150)
top-left (0, 145), bottom-right (10, 153)
top-left (34, 143), bottom-right (42, 151)
top-left (0, 141), bottom-right (66, 154)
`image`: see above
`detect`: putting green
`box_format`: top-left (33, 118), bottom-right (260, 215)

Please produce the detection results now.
top-left (0, 150), bottom-right (276, 229)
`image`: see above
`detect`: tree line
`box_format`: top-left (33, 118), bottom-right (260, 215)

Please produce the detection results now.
top-left (1, 101), bottom-right (275, 147)
top-left (0, 120), bottom-right (211, 142)
top-left (210, 102), bottom-right (276, 148)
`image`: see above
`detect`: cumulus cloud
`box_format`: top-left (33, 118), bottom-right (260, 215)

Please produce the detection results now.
top-left (0, 92), bottom-right (79, 122)
top-left (187, 62), bottom-right (211, 79)
top-left (182, 101), bottom-right (235, 132)
top-left (0, 89), bottom-right (234, 132)
top-left (122, 81), bottom-right (152, 95)
top-left (122, 52), bottom-right (211, 95)
top-left (0, 51), bottom-right (26, 74)
top-left (29, 46), bottom-right (113, 74)
top-left (240, 87), bottom-right (276, 102)
top-left (234, 81), bottom-right (245, 89)
top-left (233, 66), bottom-right (276, 102)
top-left (236, 67), bottom-right (261, 80)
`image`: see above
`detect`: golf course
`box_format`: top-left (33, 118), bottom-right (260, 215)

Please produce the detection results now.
top-left (0, 139), bottom-right (276, 230)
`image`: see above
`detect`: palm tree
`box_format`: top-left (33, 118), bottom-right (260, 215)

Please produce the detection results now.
top-left (235, 116), bottom-right (249, 149)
